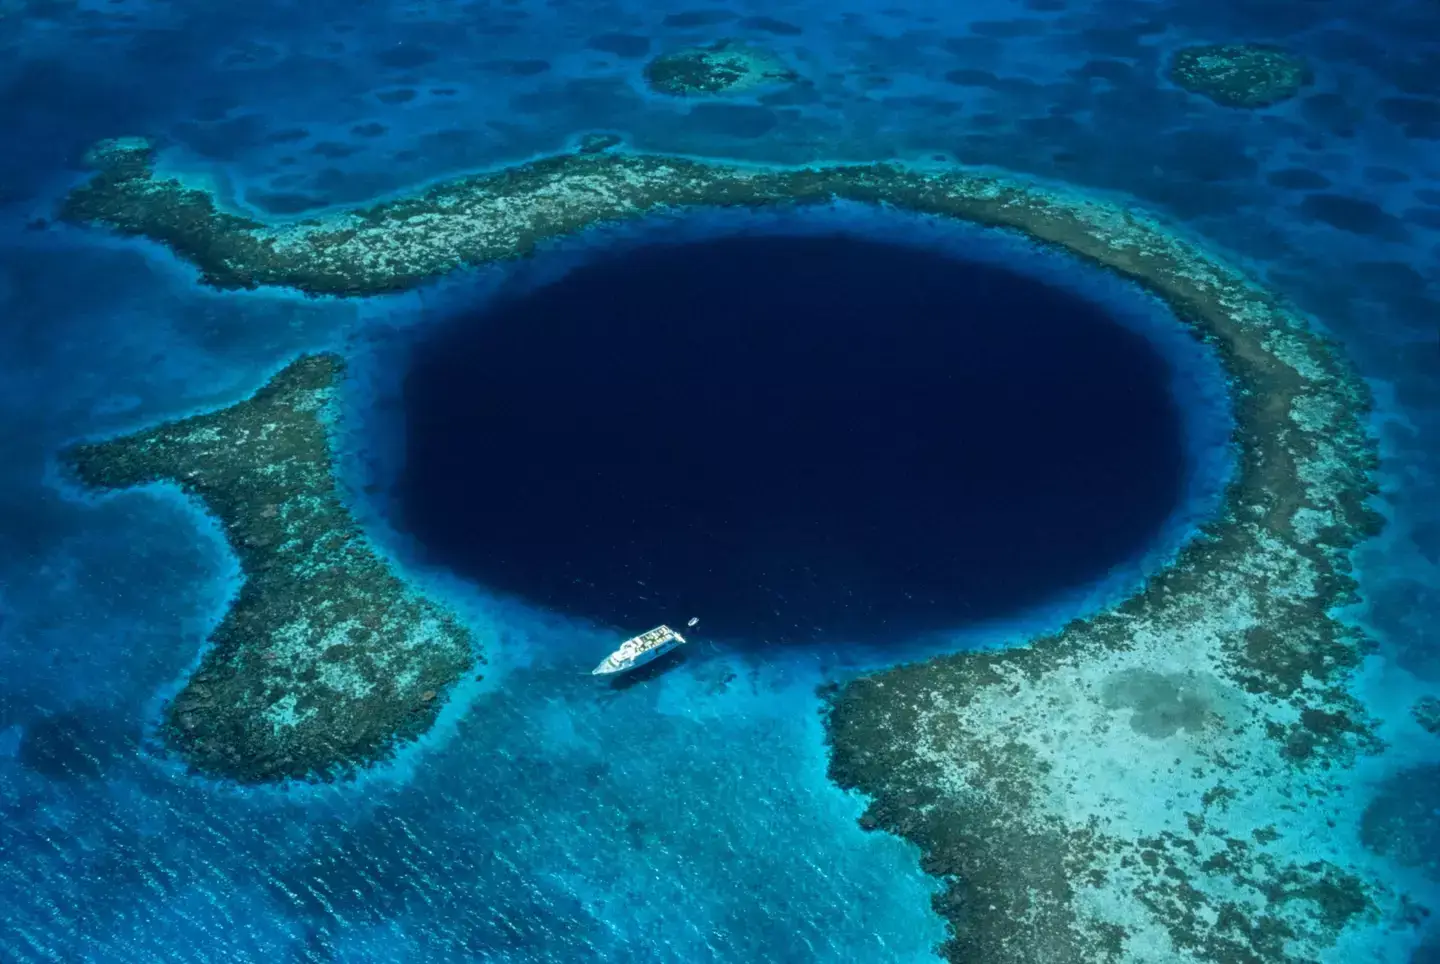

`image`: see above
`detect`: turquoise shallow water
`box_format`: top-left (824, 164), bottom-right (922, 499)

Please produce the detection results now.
top-left (1, 0), bottom-right (1438, 961)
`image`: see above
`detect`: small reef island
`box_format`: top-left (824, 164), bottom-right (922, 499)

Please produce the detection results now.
top-left (61, 136), bottom-right (1411, 962)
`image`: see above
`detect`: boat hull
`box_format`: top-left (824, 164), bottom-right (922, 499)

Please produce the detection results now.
top-left (592, 638), bottom-right (682, 675)
top-left (591, 625), bottom-right (687, 675)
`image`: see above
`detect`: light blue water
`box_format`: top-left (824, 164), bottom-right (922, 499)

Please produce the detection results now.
top-left (1, 0), bottom-right (1437, 961)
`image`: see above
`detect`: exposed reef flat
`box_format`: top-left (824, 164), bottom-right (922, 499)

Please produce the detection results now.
top-left (62, 136), bottom-right (1403, 960)
top-left (1168, 44), bottom-right (1312, 109)
top-left (66, 355), bottom-right (476, 784)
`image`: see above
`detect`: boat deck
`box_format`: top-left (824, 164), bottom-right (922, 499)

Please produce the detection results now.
top-left (592, 624), bottom-right (687, 675)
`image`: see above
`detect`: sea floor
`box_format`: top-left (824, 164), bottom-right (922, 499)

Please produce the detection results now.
top-left (1, 0), bottom-right (1438, 962)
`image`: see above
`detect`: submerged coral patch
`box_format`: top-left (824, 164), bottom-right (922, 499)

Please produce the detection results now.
top-left (59, 137), bottom-right (1396, 960)
top-left (643, 40), bottom-right (797, 97)
top-left (65, 356), bottom-right (477, 784)
top-left (576, 131), bottom-right (623, 154)
top-left (1415, 695), bottom-right (1440, 734)
top-left (1360, 764), bottom-right (1440, 880)
top-left (18, 708), bottom-right (139, 781)
top-left (1169, 43), bottom-right (1312, 108)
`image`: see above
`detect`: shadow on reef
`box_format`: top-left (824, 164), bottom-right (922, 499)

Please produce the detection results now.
top-left (396, 233), bottom-right (1189, 648)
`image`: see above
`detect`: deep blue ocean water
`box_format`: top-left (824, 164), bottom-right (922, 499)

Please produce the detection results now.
top-left (0, 0), bottom-right (1436, 962)
top-left (396, 225), bottom-right (1221, 647)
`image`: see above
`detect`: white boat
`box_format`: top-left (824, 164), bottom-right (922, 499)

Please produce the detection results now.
top-left (592, 624), bottom-right (689, 675)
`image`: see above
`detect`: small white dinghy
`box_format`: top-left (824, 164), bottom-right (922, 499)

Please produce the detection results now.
top-left (592, 618), bottom-right (699, 675)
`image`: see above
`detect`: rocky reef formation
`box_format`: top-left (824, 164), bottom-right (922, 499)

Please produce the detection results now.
top-left (642, 40), bottom-right (797, 96)
top-left (61, 137), bottom-right (1407, 959)
top-left (1169, 43), bottom-right (1312, 108)
top-left (66, 355), bottom-right (476, 783)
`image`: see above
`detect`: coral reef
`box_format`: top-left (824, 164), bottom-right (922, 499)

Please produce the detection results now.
top-left (1169, 44), bottom-right (1312, 108)
top-left (66, 355), bottom-right (477, 783)
top-left (1415, 695), bottom-right (1440, 735)
top-left (643, 40), bottom-right (797, 96)
top-left (61, 138), bottom-right (1405, 958)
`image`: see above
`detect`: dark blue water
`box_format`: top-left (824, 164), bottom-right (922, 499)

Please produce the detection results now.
top-left (1, 0), bottom-right (1438, 961)
top-left (401, 233), bottom-right (1187, 645)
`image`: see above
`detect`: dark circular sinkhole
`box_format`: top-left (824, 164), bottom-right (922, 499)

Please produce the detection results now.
top-left (397, 232), bottom-right (1193, 646)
